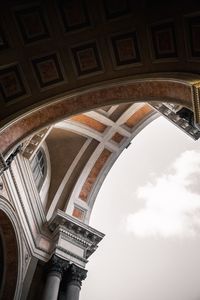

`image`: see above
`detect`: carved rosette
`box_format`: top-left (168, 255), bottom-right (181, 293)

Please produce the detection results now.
top-left (47, 255), bottom-right (69, 279)
top-left (67, 264), bottom-right (87, 288)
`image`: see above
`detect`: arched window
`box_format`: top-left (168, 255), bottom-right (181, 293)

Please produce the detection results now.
top-left (30, 148), bottom-right (47, 191)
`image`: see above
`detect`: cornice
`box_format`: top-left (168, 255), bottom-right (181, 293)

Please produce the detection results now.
top-left (55, 246), bottom-right (88, 264)
top-left (49, 209), bottom-right (104, 240)
top-left (48, 209), bottom-right (104, 260)
top-left (53, 225), bottom-right (93, 248)
top-left (151, 102), bottom-right (200, 140)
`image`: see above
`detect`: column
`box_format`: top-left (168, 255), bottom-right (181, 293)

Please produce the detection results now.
top-left (42, 255), bottom-right (69, 300)
top-left (64, 264), bottom-right (87, 300)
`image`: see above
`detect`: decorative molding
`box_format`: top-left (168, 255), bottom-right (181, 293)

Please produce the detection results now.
top-left (184, 13), bottom-right (200, 60)
top-left (16, 153), bottom-right (47, 225)
top-left (1, 155), bottom-right (104, 271)
top-left (7, 162), bottom-right (51, 259)
top-left (49, 210), bottom-right (104, 240)
top-left (149, 21), bottom-right (178, 60)
top-left (0, 64), bottom-right (28, 103)
top-left (71, 41), bottom-right (104, 77)
top-left (0, 146), bottom-right (22, 176)
top-left (110, 31), bottom-right (141, 68)
top-left (14, 4), bottom-right (50, 44)
top-left (57, 0), bottom-right (91, 33)
top-left (22, 127), bottom-right (51, 160)
top-left (65, 263), bottom-right (87, 288)
top-left (0, 75), bottom-right (197, 153)
top-left (49, 210), bottom-right (104, 261)
top-left (55, 246), bottom-right (88, 264)
top-left (58, 229), bottom-right (91, 249)
top-left (22, 237), bottom-right (31, 280)
top-left (46, 254), bottom-right (69, 278)
top-left (150, 102), bottom-right (200, 139)
top-left (31, 53), bottom-right (65, 89)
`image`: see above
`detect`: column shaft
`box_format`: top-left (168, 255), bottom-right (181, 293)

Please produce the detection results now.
top-left (64, 264), bottom-right (87, 300)
top-left (42, 272), bottom-right (61, 300)
top-left (42, 255), bottom-right (69, 300)
top-left (65, 283), bottom-right (80, 300)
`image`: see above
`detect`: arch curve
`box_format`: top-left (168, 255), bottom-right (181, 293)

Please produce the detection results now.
top-left (0, 197), bottom-right (23, 300)
top-left (0, 74), bottom-right (199, 154)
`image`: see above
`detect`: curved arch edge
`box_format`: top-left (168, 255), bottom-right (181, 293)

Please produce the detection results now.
top-left (0, 73), bottom-right (200, 154)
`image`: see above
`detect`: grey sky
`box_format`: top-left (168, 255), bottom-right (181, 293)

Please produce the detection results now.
top-left (80, 117), bottom-right (200, 300)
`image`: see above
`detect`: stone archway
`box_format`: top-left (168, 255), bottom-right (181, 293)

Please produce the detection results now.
top-left (1, 74), bottom-right (200, 154)
top-left (0, 228), bottom-right (4, 298)
top-left (0, 209), bottom-right (18, 300)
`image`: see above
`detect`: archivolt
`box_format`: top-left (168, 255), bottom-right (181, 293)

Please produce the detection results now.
top-left (1, 74), bottom-right (200, 154)
top-left (0, 197), bottom-right (23, 300)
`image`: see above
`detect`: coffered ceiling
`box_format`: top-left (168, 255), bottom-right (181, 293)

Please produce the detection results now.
top-left (0, 0), bottom-right (200, 128)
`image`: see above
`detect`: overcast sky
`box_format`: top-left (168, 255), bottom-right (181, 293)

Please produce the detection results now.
top-left (81, 116), bottom-right (200, 300)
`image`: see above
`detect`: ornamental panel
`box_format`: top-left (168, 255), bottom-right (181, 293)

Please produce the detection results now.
top-left (0, 64), bottom-right (28, 103)
top-left (110, 31), bottom-right (141, 67)
top-left (185, 14), bottom-right (200, 59)
top-left (72, 206), bottom-right (85, 221)
top-left (31, 53), bottom-right (65, 89)
top-left (71, 41), bottom-right (103, 77)
top-left (57, 0), bottom-right (91, 32)
top-left (14, 4), bottom-right (50, 44)
top-left (150, 21), bottom-right (178, 60)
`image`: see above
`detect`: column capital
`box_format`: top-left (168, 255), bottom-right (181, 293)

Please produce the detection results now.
top-left (66, 264), bottom-right (87, 288)
top-left (47, 255), bottom-right (69, 279)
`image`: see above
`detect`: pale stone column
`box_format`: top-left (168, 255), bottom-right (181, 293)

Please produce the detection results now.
top-left (64, 264), bottom-right (87, 300)
top-left (42, 255), bottom-right (69, 300)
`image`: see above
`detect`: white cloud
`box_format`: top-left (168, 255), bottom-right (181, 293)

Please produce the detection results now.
top-left (126, 150), bottom-right (200, 238)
